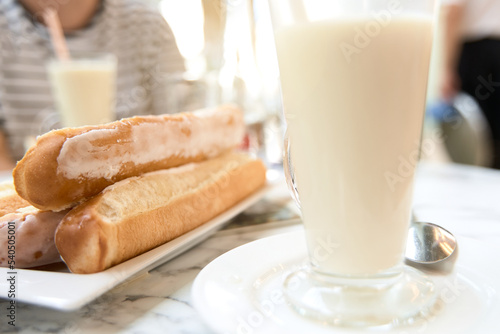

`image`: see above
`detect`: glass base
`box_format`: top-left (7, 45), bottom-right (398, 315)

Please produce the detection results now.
top-left (283, 265), bottom-right (437, 328)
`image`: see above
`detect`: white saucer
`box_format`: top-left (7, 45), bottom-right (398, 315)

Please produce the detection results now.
top-left (192, 229), bottom-right (500, 334)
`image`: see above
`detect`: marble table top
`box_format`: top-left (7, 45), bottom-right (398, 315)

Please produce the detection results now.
top-left (1, 162), bottom-right (499, 333)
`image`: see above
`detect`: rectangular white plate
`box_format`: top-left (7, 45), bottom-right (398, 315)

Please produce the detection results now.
top-left (0, 182), bottom-right (273, 311)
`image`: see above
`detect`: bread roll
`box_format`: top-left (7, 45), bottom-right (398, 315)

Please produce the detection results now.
top-left (14, 105), bottom-right (245, 211)
top-left (55, 152), bottom-right (266, 274)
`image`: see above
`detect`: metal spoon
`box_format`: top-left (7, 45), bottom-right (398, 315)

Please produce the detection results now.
top-left (405, 221), bottom-right (457, 264)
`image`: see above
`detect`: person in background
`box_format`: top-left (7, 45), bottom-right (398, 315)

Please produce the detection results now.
top-left (440, 0), bottom-right (500, 168)
top-left (0, 0), bottom-right (185, 169)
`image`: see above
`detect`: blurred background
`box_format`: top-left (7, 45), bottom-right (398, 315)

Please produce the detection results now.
top-left (150, 0), bottom-right (284, 166)
top-left (2, 0), bottom-right (496, 169)
top-left (147, 0), bottom-right (495, 168)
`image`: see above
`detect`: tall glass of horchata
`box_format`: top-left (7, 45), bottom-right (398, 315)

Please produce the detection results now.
top-left (269, 0), bottom-right (438, 327)
top-left (47, 52), bottom-right (117, 128)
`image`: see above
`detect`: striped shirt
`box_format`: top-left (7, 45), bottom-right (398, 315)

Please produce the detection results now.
top-left (0, 0), bottom-right (185, 160)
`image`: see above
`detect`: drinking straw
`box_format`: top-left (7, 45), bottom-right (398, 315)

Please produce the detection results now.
top-left (43, 8), bottom-right (71, 60)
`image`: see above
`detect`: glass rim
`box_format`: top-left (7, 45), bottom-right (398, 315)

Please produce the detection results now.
top-left (47, 51), bottom-right (117, 64)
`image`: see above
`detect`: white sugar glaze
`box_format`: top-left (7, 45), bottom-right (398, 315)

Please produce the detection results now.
top-left (0, 208), bottom-right (67, 268)
top-left (56, 107), bottom-right (245, 180)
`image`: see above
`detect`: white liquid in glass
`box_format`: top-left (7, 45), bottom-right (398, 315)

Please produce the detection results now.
top-left (48, 59), bottom-right (116, 127)
top-left (275, 16), bottom-right (433, 276)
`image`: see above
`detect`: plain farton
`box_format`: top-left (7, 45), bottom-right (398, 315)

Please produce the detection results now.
top-left (54, 152), bottom-right (267, 274)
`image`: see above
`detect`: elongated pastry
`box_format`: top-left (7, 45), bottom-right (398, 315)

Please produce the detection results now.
top-left (13, 105), bottom-right (245, 211)
top-left (55, 152), bottom-right (266, 274)
top-left (0, 181), bottom-right (65, 268)
top-left (0, 206), bottom-right (68, 268)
